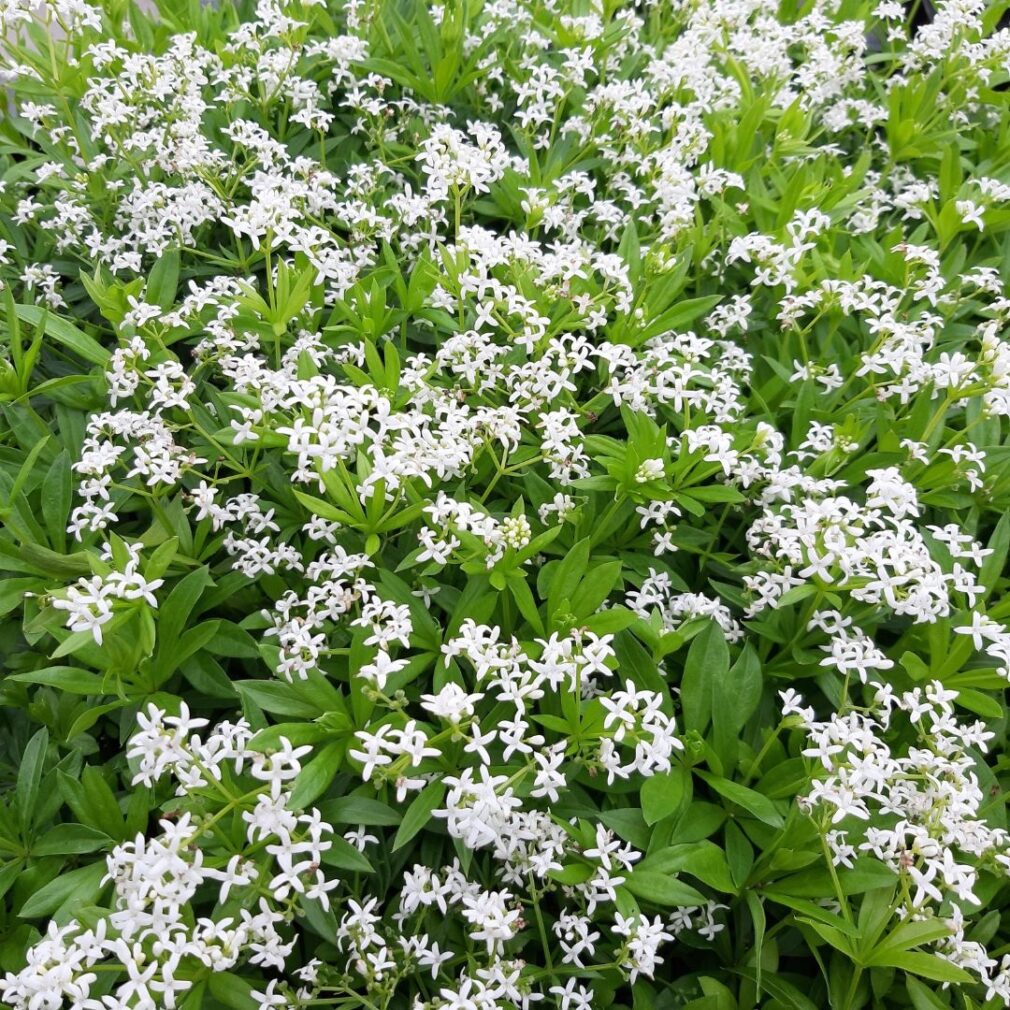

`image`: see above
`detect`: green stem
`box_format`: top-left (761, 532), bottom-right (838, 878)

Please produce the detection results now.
top-left (529, 881), bottom-right (555, 978)
top-left (921, 394), bottom-right (952, 444)
top-left (742, 722), bottom-right (784, 785)
top-left (841, 965), bottom-right (863, 1010)
top-left (820, 831), bottom-right (854, 927)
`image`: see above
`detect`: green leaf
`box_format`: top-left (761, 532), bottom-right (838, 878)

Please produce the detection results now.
top-left (205, 621), bottom-right (260, 658)
top-left (18, 860), bottom-right (107, 919)
top-left (507, 573), bottom-right (544, 635)
top-left (513, 523), bottom-right (562, 564)
top-left (696, 771), bottom-right (784, 827)
top-left (0, 861), bottom-right (24, 902)
top-left (570, 560), bottom-right (622, 619)
top-left (954, 687), bottom-right (1003, 719)
top-left (549, 862), bottom-right (595, 885)
top-left (681, 620), bottom-right (728, 734)
top-left (66, 699), bottom-right (129, 740)
top-left (980, 511), bottom-right (1010, 596)
top-left (320, 834), bottom-right (374, 873)
top-left (547, 537), bottom-right (589, 618)
top-left (874, 951), bottom-right (973, 984)
top-left (599, 808), bottom-right (650, 849)
top-left (293, 489), bottom-right (354, 524)
top-left (11, 666), bottom-right (110, 695)
top-left (725, 819), bottom-right (754, 887)
top-left (639, 842), bottom-right (736, 893)
top-left (59, 766), bottom-right (127, 840)
top-left (796, 917), bottom-right (856, 956)
top-left (393, 780), bottom-right (445, 851)
top-left (905, 976), bottom-right (953, 1010)
top-left (633, 294), bottom-right (722, 344)
top-left (147, 248), bottom-right (180, 308)
top-left (41, 450), bottom-right (72, 552)
top-left (248, 723), bottom-right (331, 752)
top-left (725, 644), bottom-right (762, 729)
top-left (693, 977), bottom-right (738, 1010)
top-left (151, 567), bottom-right (214, 679)
top-left (288, 741), bottom-right (343, 810)
top-left (746, 891), bottom-right (766, 998)
top-left (157, 566), bottom-right (213, 648)
top-left (712, 643), bottom-right (762, 766)
top-left (208, 972), bottom-right (259, 1010)
top-left (0, 577), bottom-right (42, 617)
top-left (683, 484), bottom-right (746, 504)
top-left (732, 968), bottom-right (819, 1010)
top-left (17, 728), bottom-right (48, 832)
top-left (6, 433), bottom-right (51, 507)
top-left (234, 681), bottom-right (321, 719)
top-left (769, 856), bottom-right (897, 899)
top-left (583, 606), bottom-right (639, 635)
top-left (11, 305), bottom-right (109, 365)
top-left (624, 868), bottom-right (707, 907)
top-left (33, 824), bottom-right (112, 856)
top-left (166, 622), bottom-right (225, 685)
top-left (867, 918), bottom-right (954, 963)
top-left (762, 893), bottom-right (860, 937)
top-left (641, 766), bottom-right (690, 825)
top-left (617, 218), bottom-right (641, 278)
top-left (319, 796), bottom-right (401, 826)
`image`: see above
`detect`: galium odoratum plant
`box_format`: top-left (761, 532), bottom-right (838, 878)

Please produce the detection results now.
top-left (3, 0), bottom-right (1010, 1009)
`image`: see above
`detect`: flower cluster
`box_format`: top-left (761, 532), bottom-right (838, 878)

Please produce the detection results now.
top-left (792, 682), bottom-right (1010, 1001)
top-left (3, 707), bottom-right (333, 1010)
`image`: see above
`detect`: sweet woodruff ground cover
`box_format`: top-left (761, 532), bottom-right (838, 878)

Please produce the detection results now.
top-left (2, 0), bottom-right (1010, 1008)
